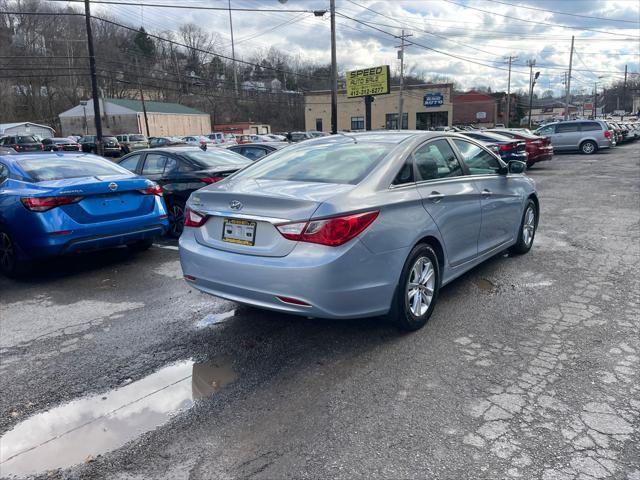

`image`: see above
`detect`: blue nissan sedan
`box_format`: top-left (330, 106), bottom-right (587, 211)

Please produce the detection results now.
top-left (0, 152), bottom-right (168, 276)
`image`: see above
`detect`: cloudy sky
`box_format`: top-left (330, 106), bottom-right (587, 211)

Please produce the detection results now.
top-left (96, 0), bottom-right (640, 95)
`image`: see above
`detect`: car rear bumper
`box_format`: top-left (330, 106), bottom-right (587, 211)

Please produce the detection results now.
top-left (179, 228), bottom-right (405, 319)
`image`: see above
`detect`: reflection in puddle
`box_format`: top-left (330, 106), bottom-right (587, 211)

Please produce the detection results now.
top-left (196, 310), bottom-right (236, 328)
top-left (0, 358), bottom-right (236, 478)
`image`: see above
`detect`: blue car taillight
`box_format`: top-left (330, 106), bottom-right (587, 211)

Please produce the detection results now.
top-left (21, 196), bottom-right (83, 212)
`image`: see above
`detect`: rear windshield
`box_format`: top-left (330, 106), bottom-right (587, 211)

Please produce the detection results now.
top-left (129, 135), bottom-right (146, 141)
top-left (466, 132), bottom-right (513, 142)
top-left (18, 155), bottom-right (133, 182)
top-left (182, 150), bottom-right (250, 168)
top-left (52, 138), bottom-right (73, 143)
top-left (232, 143), bottom-right (392, 185)
top-left (17, 136), bottom-right (38, 143)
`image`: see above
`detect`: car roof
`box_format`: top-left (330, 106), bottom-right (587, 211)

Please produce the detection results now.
top-left (230, 142), bottom-right (289, 148)
top-left (0, 152), bottom-right (97, 164)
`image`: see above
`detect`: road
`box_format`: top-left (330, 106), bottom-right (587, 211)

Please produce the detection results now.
top-left (1, 143), bottom-right (639, 480)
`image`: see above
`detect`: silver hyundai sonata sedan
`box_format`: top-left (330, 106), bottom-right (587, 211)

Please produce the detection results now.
top-left (179, 131), bottom-right (538, 330)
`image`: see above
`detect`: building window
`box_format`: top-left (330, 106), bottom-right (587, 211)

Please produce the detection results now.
top-left (385, 113), bottom-right (408, 130)
top-left (315, 118), bottom-right (323, 131)
top-left (351, 116), bottom-right (365, 130)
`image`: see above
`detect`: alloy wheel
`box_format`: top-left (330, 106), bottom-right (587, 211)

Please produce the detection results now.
top-left (406, 257), bottom-right (435, 317)
top-left (523, 206), bottom-right (536, 246)
top-left (582, 142), bottom-right (595, 154)
top-left (0, 232), bottom-right (15, 272)
top-left (169, 204), bottom-right (185, 236)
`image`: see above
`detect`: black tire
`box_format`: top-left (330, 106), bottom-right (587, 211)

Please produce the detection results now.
top-left (127, 239), bottom-right (154, 252)
top-left (121, 146), bottom-right (130, 155)
top-left (580, 140), bottom-right (597, 155)
top-left (167, 202), bottom-right (185, 238)
top-left (387, 243), bottom-right (440, 332)
top-left (0, 229), bottom-right (28, 278)
top-left (510, 199), bottom-right (538, 255)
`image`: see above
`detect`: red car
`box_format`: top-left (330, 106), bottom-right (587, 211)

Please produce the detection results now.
top-left (488, 129), bottom-right (553, 167)
top-left (42, 137), bottom-right (81, 152)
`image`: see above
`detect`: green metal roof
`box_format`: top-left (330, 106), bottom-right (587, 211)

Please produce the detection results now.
top-left (106, 98), bottom-right (207, 115)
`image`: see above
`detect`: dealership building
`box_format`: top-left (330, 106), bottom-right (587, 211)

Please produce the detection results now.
top-left (304, 83), bottom-right (453, 132)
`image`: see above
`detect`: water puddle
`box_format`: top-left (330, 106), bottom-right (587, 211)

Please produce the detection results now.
top-left (476, 278), bottom-right (496, 292)
top-left (0, 358), bottom-right (236, 478)
top-left (196, 310), bottom-right (236, 328)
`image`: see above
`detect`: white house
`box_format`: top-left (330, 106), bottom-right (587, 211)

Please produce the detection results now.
top-left (0, 122), bottom-right (55, 139)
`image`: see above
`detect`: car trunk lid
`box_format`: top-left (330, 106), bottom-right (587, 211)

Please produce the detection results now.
top-left (190, 178), bottom-right (355, 257)
top-left (34, 175), bottom-right (158, 223)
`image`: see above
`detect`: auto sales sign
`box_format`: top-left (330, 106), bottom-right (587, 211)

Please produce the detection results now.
top-left (346, 65), bottom-right (390, 98)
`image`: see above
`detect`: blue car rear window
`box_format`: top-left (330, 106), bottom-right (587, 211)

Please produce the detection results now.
top-left (18, 156), bottom-right (133, 182)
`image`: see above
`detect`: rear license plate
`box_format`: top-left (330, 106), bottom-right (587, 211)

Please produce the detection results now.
top-left (222, 218), bottom-right (256, 246)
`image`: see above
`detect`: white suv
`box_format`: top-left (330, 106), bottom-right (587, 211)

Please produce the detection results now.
top-left (206, 132), bottom-right (237, 146)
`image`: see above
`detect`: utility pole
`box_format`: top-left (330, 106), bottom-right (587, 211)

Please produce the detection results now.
top-left (622, 64), bottom-right (627, 120)
top-left (527, 59), bottom-right (539, 129)
top-left (139, 85), bottom-right (150, 137)
top-left (565, 35), bottom-right (574, 120)
top-left (84, 0), bottom-right (103, 154)
top-left (228, 0), bottom-right (238, 95)
top-left (397, 30), bottom-right (411, 130)
top-left (593, 82), bottom-right (597, 119)
top-left (505, 55), bottom-right (517, 127)
top-left (330, 0), bottom-right (337, 134)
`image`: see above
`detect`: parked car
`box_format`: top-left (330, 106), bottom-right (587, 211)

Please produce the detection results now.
top-left (0, 135), bottom-right (44, 153)
top-left (460, 131), bottom-right (529, 164)
top-left (206, 132), bottom-right (237, 146)
top-left (181, 135), bottom-right (216, 150)
top-left (42, 137), bottom-right (81, 152)
top-left (0, 153), bottom-right (167, 276)
top-left (226, 142), bottom-right (289, 161)
top-left (149, 136), bottom-right (188, 148)
top-left (486, 129), bottom-right (553, 167)
top-left (307, 131), bottom-right (329, 138)
top-left (627, 123), bottom-right (640, 140)
top-left (288, 131), bottom-right (313, 142)
top-left (622, 123), bottom-right (639, 141)
top-left (605, 122), bottom-right (623, 144)
top-left (79, 135), bottom-right (122, 156)
top-left (116, 134), bottom-right (149, 154)
top-left (535, 120), bottom-right (614, 154)
top-left (179, 131), bottom-right (536, 331)
top-left (115, 147), bottom-right (250, 237)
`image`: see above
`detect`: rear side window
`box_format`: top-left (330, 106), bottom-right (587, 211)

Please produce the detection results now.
top-left (579, 122), bottom-right (602, 131)
top-left (17, 136), bottom-right (37, 143)
top-left (452, 140), bottom-right (501, 175)
top-left (18, 156), bottom-right (132, 181)
top-left (119, 153), bottom-right (141, 172)
top-left (537, 125), bottom-right (555, 135)
top-left (556, 123), bottom-right (579, 133)
top-left (233, 143), bottom-right (392, 185)
top-left (413, 139), bottom-right (463, 181)
top-left (0, 163), bottom-right (9, 183)
top-left (142, 153), bottom-right (168, 175)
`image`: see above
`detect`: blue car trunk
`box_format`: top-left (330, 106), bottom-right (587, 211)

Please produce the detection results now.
top-left (35, 175), bottom-right (157, 223)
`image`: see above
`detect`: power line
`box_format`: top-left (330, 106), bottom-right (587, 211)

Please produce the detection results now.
top-left (44, 0), bottom-right (314, 13)
top-left (481, 0), bottom-right (640, 25)
top-left (442, 0), bottom-right (639, 38)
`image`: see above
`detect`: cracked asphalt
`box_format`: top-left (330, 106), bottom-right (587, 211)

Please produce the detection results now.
top-left (1, 142), bottom-right (639, 479)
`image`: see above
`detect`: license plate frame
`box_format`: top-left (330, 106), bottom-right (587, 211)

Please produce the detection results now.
top-left (222, 218), bottom-right (257, 246)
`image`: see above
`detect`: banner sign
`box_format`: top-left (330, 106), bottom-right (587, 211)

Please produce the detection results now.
top-left (346, 65), bottom-right (390, 98)
top-left (424, 93), bottom-right (444, 107)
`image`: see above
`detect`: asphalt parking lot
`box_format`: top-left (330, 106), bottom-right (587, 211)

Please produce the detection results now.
top-left (1, 143), bottom-right (639, 480)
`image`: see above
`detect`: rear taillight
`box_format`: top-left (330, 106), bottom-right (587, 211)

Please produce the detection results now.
top-left (40, 144), bottom-right (44, 150)
top-left (21, 196), bottom-right (83, 212)
top-left (202, 176), bottom-right (224, 184)
top-left (184, 207), bottom-right (209, 227)
top-left (14, 144), bottom-right (21, 151)
top-left (140, 184), bottom-right (163, 196)
top-left (604, 130), bottom-right (611, 138)
top-left (276, 211), bottom-right (379, 247)
top-left (499, 144), bottom-right (515, 151)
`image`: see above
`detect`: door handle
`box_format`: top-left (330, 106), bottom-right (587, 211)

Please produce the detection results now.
top-left (427, 191), bottom-right (445, 203)
top-left (481, 189), bottom-right (493, 198)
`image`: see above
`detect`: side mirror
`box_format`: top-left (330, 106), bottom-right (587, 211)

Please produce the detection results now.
top-left (508, 160), bottom-right (526, 174)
